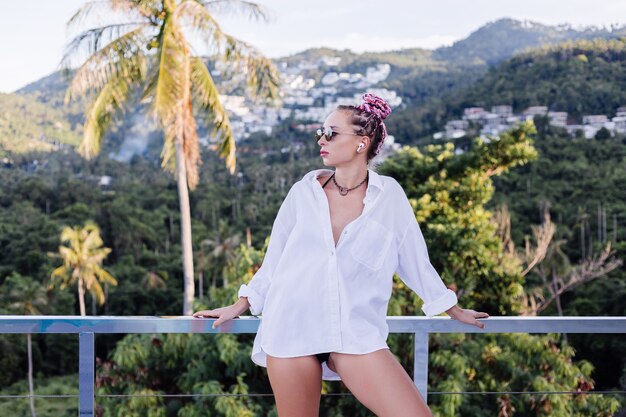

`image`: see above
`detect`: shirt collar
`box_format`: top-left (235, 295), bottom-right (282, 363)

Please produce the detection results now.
top-left (307, 168), bottom-right (384, 192)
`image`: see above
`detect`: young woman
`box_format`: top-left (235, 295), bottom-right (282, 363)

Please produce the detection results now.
top-left (194, 93), bottom-right (490, 416)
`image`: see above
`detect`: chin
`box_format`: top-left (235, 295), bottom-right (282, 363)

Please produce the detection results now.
top-left (321, 158), bottom-right (336, 167)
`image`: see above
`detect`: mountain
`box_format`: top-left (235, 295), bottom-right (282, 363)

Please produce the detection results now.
top-left (434, 18), bottom-right (626, 66)
top-left (4, 17), bottom-right (626, 157)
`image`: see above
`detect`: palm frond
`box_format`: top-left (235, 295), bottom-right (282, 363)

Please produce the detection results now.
top-left (81, 75), bottom-right (133, 159)
top-left (177, 1), bottom-right (280, 101)
top-left (62, 23), bottom-right (147, 70)
top-left (50, 265), bottom-right (70, 286)
top-left (198, 0), bottom-right (273, 22)
top-left (190, 57), bottom-right (236, 173)
top-left (153, 14), bottom-right (189, 170)
top-left (153, 15), bottom-right (185, 125)
top-left (64, 25), bottom-right (149, 103)
top-left (66, 2), bottom-right (105, 30)
top-left (111, 0), bottom-right (163, 20)
top-left (95, 267), bottom-right (118, 286)
top-left (222, 34), bottom-right (280, 101)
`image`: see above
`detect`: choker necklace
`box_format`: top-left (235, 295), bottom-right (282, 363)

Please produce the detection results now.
top-left (331, 172), bottom-right (369, 196)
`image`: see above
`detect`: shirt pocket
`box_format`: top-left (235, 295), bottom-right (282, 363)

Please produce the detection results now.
top-left (349, 218), bottom-right (393, 271)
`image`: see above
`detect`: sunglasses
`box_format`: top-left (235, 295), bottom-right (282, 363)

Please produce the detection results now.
top-left (315, 126), bottom-right (362, 142)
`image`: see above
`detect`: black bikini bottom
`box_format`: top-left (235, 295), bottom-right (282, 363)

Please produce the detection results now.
top-left (315, 352), bottom-right (331, 364)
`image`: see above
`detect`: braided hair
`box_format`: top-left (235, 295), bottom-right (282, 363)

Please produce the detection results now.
top-left (337, 93), bottom-right (392, 161)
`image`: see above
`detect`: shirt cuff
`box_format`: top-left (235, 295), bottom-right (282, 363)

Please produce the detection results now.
top-left (421, 289), bottom-right (458, 317)
top-left (238, 284), bottom-right (264, 316)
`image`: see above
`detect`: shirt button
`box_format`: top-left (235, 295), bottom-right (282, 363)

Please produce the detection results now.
top-left (330, 250), bottom-right (334, 256)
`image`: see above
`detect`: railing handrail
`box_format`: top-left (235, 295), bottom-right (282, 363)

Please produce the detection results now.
top-left (1, 315), bottom-right (625, 416)
top-left (1, 315), bottom-right (625, 334)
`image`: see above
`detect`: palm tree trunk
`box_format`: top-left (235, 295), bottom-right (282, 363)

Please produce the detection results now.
top-left (199, 271), bottom-right (203, 301)
top-left (78, 279), bottom-right (86, 316)
top-left (27, 334), bottom-right (37, 417)
top-left (176, 141), bottom-right (195, 315)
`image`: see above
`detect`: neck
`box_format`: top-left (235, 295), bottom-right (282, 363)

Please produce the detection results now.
top-left (333, 165), bottom-right (368, 188)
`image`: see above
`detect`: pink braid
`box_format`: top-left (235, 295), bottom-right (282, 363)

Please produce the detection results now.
top-left (356, 93), bottom-right (392, 155)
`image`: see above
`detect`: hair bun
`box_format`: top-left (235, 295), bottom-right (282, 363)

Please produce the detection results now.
top-left (358, 93), bottom-right (392, 120)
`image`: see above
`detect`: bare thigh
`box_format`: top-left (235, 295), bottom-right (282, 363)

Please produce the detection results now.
top-left (266, 353), bottom-right (323, 417)
top-left (328, 348), bottom-right (433, 417)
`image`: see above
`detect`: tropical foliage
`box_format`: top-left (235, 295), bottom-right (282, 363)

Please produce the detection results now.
top-left (50, 222), bottom-right (117, 316)
top-left (62, 0), bottom-right (280, 314)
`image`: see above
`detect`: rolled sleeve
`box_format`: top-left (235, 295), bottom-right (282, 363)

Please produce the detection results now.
top-left (238, 283), bottom-right (266, 316)
top-left (395, 216), bottom-right (458, 317)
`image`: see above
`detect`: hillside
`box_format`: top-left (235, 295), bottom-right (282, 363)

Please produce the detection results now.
top-left (0, 93), bottom-right (81, 157)
top-left (4, 18), bottom-right (626, 156)
top-left (388, 38), bottom-right (626, 143)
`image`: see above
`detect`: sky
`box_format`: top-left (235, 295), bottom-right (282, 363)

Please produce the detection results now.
top-left (1, 0), bottom-right (626, 93)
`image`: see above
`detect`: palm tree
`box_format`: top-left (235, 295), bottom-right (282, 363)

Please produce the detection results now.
top-left (50, 222), bottom-right (118, 316)
top-left (2, 275), bottom-right (48, 417)
top-left (200, 219), bottom-right (241, 288)
top-left (61, 0), bottom-right (280, 314)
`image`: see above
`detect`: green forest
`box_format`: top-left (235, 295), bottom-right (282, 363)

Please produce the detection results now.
top-left (1, 16), bottom-right (626, 417)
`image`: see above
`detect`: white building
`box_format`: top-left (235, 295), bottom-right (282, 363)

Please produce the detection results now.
top-left (548, 111), bottom-right (568, 127)
top-left (365, 64), bottom-right (391, 84)
top-left (321, 72), bottom-right (340, 85)
top-left (582, 115), bottom-right (609, 127)
top-left (523, 106), bottom-right (548, 116)
top-left (612, 116), bottom-right (626, 134)
top-left (491, 105), bottom-right (513, 117)
top-left (318, 56), bottom-right (341, 66)
top-left (463, 107), bottom-right (486, 120)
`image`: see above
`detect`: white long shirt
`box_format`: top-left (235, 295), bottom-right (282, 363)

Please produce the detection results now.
top-left (237, 168), bottom-right (458, 381)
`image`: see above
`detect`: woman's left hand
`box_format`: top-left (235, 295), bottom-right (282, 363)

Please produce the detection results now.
top-left (446, 305), bottom-right (489, 329)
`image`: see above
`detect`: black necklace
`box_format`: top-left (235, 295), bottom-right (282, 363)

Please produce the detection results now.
top-left (331, 172), bottom-right (369, 196)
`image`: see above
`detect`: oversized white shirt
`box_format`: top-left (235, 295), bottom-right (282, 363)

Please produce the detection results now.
top-left (237, 168), bottom-right (458, 381)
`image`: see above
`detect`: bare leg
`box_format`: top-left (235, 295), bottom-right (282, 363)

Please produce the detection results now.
top-left (266, 353), bottom-right (323, 417)
top-left (329, 348), bottom-right (433, 417)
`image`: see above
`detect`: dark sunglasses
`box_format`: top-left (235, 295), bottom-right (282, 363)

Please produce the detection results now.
top-left (315, 126), bottom-right (361, 142)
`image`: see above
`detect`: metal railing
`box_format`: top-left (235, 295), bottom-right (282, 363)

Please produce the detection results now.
top-left (0, 315), bottom-right (625, 416)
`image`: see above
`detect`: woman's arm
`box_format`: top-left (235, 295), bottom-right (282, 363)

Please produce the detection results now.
top-left (395, 216), bottom-right (459, 317)
top-left (393, 187), bottom-right (489, 327)
top-left (395, 221), bottom-right (489, 328)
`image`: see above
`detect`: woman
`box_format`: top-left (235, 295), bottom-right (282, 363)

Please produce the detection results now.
top-left (194, 93), bottom-right (489, 417)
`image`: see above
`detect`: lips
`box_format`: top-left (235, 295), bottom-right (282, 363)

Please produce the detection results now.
top-left (320, 151), bottom-right (329, 156)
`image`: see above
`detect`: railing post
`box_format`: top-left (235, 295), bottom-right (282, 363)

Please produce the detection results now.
top-left (414, 330), bottom-right (429, 403)
top-left (79, 332), bottom-right (95, 417)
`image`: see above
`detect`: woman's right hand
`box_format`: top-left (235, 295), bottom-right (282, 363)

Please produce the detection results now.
top-left (192, 298), bottom-right (250, 329)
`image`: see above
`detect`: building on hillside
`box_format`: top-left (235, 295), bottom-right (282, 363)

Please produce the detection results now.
top-left (523, 106), bottom-right (548, 116)
top-left (612, 116), bottom-right (626, 135)
top-left (491, 105), bottom-right (513, 122)
top-left (318, 56), bottom-right (341, 66)
top-left (463, 107), bottom-right (486, 120)
top-left (582, 115), bottom-right (609, 128)
top-left (548, 111), bottom-right (568, 127)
